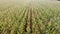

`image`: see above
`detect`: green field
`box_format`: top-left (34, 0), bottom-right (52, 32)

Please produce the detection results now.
top-left (0, 0), bottom-right (60, 34)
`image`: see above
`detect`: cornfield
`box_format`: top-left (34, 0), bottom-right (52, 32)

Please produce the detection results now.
top-left (0, 0), bottom-right (60, 34)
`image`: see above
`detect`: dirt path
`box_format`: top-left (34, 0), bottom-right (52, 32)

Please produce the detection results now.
top-left (29, 1), bottom-right (33, 34)
top-left (23, 0), bottom-right (34, 33)
top-left (30, 6), bottom-right (33, 33)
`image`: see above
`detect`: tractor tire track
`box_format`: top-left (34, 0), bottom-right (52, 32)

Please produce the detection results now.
top-left (29, 5), bottom-right (33, 34)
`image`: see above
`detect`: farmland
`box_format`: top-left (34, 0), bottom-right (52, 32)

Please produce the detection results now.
top-left (0, 0), bottom-right (60, 34)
